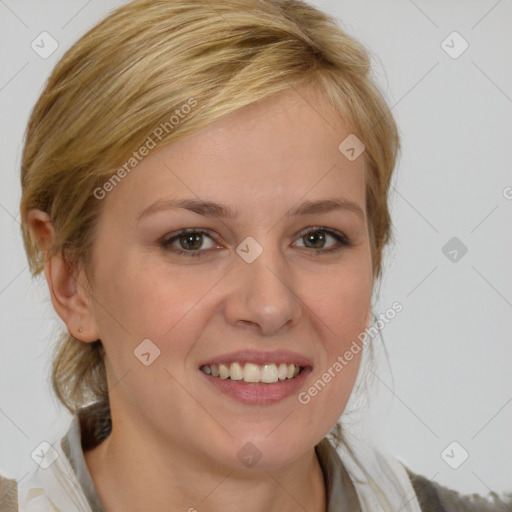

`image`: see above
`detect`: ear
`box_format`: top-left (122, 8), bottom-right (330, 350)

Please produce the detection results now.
top-left (27, 209), bottom-right (100, 343)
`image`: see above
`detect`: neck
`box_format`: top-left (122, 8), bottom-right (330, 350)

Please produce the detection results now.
top-left (83, 414), bottom-right (327, 512)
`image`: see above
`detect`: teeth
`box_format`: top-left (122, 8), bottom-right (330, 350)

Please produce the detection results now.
top-left (219, 363), bottom-right (230, 379)
top-left (200, 362), bottom-right (302, 383)
top-left (243, 363), bottom-right (261, 383)
top-left (230, 362), bottom-right (243, 381)
top-left (261, 364), bottom-right (278, 383)
top-left (278, 363), bottom-right (288, 380)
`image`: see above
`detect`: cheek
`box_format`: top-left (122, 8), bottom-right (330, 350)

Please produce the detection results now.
top-left (92, 256), bottom-right (200, 333)
top-left (303, 257), bottom-right (371, 410)
top-left (309, 258), bottom-right (372, 341)
top-left (88, 261), bottom-right (212, 404)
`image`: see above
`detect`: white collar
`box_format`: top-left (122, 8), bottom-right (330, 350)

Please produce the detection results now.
top-left (17, 415), bottom-right (94, 511)
top-left (335, 435), bottom-right (422, 512)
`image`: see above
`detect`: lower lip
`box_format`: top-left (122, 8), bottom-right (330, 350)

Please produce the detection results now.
top-left (200, 367), bottom-right (312, 405)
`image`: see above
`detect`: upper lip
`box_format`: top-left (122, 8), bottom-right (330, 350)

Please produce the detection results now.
top-left (199, 350), bottom-right (313, 368)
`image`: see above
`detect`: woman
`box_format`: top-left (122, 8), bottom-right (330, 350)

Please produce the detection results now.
top-left (1, 0), bottom-right (510, 510)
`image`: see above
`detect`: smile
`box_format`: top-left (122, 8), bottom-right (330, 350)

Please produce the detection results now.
top-left (200, 362), bottom-right (302, 384)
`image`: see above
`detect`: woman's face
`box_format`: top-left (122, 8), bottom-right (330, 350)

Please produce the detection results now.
top-left (84, 86), bottom-right (373, 469)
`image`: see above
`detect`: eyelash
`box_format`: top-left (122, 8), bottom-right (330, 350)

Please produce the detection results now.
top-left (159, 227), bottom-right (352, 258)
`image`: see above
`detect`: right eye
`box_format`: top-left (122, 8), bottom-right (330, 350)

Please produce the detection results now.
top-left (160, 229), bottom-right (218, 258)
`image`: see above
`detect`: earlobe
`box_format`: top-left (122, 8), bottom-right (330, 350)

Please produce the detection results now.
top-left (27, 209), bottom-right (100, 343)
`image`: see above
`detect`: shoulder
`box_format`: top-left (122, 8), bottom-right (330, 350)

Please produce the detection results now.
top-left (0, 473), bottom-right (18, 511)
top-left (405, 466), bottom-right (512, 512)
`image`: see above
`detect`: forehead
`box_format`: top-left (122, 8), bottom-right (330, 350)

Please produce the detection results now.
top-left (102, 86), bottom-right (366, 220)
top-left (166, 87), bottom-right (359, 168)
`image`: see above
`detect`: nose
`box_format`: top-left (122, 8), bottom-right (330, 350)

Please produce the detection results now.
top-left (223, 244), bottom-right (302, 336)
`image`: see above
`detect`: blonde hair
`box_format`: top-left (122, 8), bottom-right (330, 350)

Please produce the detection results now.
top-left (19, 0), bottom-right (400, 435)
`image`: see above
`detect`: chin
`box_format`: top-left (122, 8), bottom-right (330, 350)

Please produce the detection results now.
top-left (222, 431), bottom-right (314, 470)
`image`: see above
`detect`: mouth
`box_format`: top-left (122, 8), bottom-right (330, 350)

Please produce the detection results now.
top-left (197, 350), bottom-right (313, 404)
top-left (200, 362), bottom-right (304, 384)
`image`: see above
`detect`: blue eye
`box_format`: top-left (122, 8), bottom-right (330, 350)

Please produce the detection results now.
top-left (160, 227), bottom-right (352, 258)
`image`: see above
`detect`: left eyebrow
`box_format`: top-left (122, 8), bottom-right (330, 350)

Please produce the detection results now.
top-left (137, 197), bottom-right (365, 222)
top-left (289, 198), bottom-right (364, 220)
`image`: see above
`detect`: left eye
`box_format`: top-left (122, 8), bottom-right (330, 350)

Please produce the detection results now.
top-left (294, 228), bottom-right (350, 252)
top-left (160, 227), bottom-right (351, 257)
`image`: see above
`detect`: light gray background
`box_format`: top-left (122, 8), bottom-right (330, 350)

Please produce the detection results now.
top-left (1, 0), bottom-right (511, 497)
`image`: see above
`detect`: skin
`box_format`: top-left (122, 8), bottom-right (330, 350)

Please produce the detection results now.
top-left (28, 85), bottom-right (374, 512)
